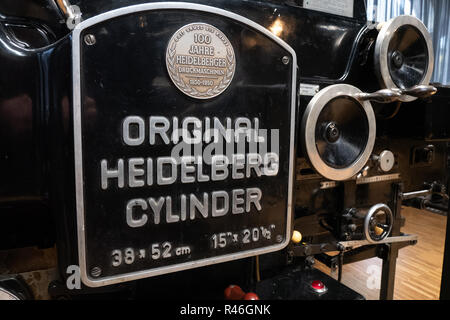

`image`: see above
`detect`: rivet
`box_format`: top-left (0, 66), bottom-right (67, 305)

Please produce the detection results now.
top-left (90, 267), bottom-right (102, 278)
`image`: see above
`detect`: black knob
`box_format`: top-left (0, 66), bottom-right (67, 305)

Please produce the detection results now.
top-left (323, 122), bottom-right (340, 143)
top-left (391, 50), bottom-right (404, 69)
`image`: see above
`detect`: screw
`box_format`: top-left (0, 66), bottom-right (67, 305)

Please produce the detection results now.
top-left (84, 34), bottom-right (96, 46)
top-left (90, 267), bottom-right (102, 278)
top-left (276, 235), bottom-right (283, 243)
top-left (282, 56), bottom-right (290, 65)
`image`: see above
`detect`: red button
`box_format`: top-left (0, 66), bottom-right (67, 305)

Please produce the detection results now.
top-left (311, 280), bottom-right (325, 290)
top-left (243, 293), bottom-right (260, 300)
top-left (224, 285), bottom-right (246, 300)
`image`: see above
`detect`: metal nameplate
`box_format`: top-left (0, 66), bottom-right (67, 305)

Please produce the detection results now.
top-left (299, 83), bottom-right (320, 97)
top-left (73, 3), bottom-right (297, 287)
top-left (320, 181), bottom-right (339, 189)
top-left (303, 0), bottom-right (354, 18)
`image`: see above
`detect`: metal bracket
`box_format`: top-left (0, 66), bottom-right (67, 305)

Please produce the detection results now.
top-left (55, 0), bottom-right (82, 29)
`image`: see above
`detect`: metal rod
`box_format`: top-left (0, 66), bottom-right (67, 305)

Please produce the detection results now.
top-left (55, 0), bottom-right (73, 17)
top-left (338, 234), bottom-right (418, 250)
top-left (401, 189), bottom-right (432, 200)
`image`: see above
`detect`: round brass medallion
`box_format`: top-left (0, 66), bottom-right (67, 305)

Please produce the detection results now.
top-left (166, 23), bottom-right (236, 99)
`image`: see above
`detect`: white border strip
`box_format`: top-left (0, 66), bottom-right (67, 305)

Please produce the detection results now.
top-left (73, 2), bottom-right (297, 287)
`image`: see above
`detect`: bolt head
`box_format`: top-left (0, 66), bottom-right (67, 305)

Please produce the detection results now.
top-left (282, 56), bottom-right (290, 65)
top-left (276, 235), bottom-right (284, 243)
top-left (84, 34), bottom-right (96, 46)
top-left (90, 267), bottom-right (102, 278)
top-left (324, 122), bottom-right (340, 143)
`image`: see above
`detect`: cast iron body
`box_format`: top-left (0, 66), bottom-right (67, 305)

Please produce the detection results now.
top-left (0, 0), bottom-right (448, 299)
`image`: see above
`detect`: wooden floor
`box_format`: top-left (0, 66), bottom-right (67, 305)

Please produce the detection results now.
top-left (315, 207), bottom-right (447, 300)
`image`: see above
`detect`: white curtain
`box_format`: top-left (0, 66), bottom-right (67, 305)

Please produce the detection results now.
top-left (366, 0), bottom-right (450, 85)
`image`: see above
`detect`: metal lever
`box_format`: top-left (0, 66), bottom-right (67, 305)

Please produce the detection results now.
top-left (401, 189), bottom-right (433, 200)
top-left (338, 234), bottom-right (418, 250)
top-left (354, 89), bottom-right (402, 104)
top-left (354, 85), bottom-right (437, 104)
top-left (400, 85), bottom-right (438, 99)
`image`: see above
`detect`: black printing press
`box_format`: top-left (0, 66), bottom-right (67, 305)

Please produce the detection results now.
top-left (0, 0), bottom-right (448, 300)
